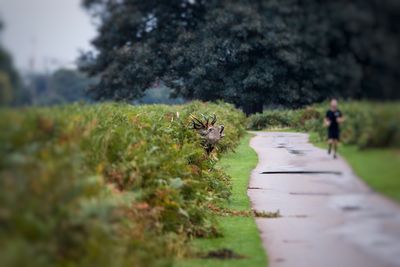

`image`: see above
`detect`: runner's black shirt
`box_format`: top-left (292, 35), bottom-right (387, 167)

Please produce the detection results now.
top-left (326, 109), bottom-right (342, 129)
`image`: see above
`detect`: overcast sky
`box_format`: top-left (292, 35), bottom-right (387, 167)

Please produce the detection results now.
top-left (0, 0), bottom-right (96, 72)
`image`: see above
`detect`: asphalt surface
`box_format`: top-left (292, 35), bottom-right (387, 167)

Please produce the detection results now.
top-left (248, 132), bottom-right (400, 267)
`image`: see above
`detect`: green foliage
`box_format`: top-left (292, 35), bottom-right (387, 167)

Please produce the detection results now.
top-left (0, 101), bottom-right (245, 266)
top-left (245, 110), bottom-right (294, 130)
top-left (177, 134), bottom-right (267, 267)
top-left (0, 71), bottom-right (13, 104)
top-left (137, 84), bottom-right (185, 105)
top-left (81, 0), bottom-right (400, 114)
top-left (47, 69), bottom-right (95, 103)
top-left (23, 69), bottom-right (96, 106)
top-left (80, 0), bottom-right (206, 100)
top-left (0, 20), bottom-right (21, 106)
top-left (247, 101), bottom-right (400, 149)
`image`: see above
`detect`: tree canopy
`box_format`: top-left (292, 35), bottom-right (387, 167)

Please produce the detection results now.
top-left (80, 0), bottom-right (400, 114)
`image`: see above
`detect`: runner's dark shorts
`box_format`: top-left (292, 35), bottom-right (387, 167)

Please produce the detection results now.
top-left (328, 127), bottom-right (340, 140)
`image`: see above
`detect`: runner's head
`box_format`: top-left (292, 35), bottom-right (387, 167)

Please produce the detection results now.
top-left (330, 98), bottom-right (338, 110)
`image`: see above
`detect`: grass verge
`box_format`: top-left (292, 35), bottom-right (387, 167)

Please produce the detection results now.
top-left (175, 134), bottom-right (267, 267)
top-left (339, 146), bottom-right (400, 202)
top-left (308, 132), bottom-right (400, 203)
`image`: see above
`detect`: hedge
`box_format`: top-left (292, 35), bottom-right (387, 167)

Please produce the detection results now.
top-left (247, 101), bottom-right (400, 149)
top-left (0, 101), bottom-right (246, 267)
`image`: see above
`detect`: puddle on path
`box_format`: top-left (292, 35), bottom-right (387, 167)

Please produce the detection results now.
top-left (341, 205), bottom-right (362, 212)
top-left (261, 170), bottom-right (342, 175)
top-left (288, 149), bottom-right (306, 155)
top-left (289, 192), bottom-right (331, 196)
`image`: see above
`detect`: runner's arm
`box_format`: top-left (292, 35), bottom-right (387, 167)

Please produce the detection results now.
top-left (337, 113), bottom-right (345, 123)
top-left (324, 117), bottom-right (331, 127)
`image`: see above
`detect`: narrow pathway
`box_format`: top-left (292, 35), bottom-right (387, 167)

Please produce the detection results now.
top-left (248, 132), bottom-right (400, 267)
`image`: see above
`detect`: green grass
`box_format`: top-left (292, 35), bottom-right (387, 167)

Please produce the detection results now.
top-left (251, 127), bottom-right (298, 133)
top-left (175, 134), bottom-right (267, 267)
top-left (339, 146), bottom-right (400, 202)
top-left (308, 131), bottom-right (325, 148)
top-left (308, 132), bottom-right (400, 203)
top-left (219, 134), bottom-right (257, 211)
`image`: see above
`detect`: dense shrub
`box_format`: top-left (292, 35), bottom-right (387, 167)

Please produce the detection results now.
top-left (335, 102), bottom-right (400, 148)
top-left (247, 101), bottom-right (400, 149)
top-left (0, 101), bottom-right (245, 267)
top-left (245, 110), bottom-right (294, 130)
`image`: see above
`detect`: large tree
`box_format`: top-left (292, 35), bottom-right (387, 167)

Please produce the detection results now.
top-left (81, 0), bottom-right (400, 114)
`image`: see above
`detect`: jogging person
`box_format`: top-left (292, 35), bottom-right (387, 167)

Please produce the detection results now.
top-left (324, 99), bottom-right (344, 159)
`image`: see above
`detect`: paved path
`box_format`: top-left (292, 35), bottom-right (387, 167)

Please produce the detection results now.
top-left (248, 132), bottom-right (400, 267)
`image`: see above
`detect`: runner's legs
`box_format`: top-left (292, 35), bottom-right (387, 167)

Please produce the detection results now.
top-left (328, 139), bottom-right (333, 154)
top-left (333, 139), bottom-right (338, 158)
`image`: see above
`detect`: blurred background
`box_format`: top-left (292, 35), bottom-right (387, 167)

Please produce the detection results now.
top-left (0, 0), bottom-right (399, 110)
top-left (0, 0), bottom-right (185, 106)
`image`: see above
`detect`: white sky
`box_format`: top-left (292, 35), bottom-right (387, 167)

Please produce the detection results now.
top-left (0, 0), bottom-right (96, 72)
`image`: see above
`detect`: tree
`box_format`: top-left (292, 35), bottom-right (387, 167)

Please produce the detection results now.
top-left (25, 69), bottom-right (96, 105)
top-left (166, 1), bottom-right (272, 114)
top-left (48, 69), bottom-right (95, 103)
top-left (79, 0), bottom-right (206, 100)
top-left (0, 20), bottom-right (22, 105)
top-left (81, 0), bottom-right (400, 114)
top-left (168, 0), bottom-right (400, 113)
top-left (0, 72), bottom-right (13, 104)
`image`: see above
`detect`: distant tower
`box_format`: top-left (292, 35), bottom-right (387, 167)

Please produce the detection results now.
top-left (28, 36), bottom-right (37, 104)
top-left (28, 36), bottom-right (36, 73)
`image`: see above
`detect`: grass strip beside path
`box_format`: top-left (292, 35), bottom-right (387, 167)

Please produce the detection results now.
top-left (175, 134), bottom-right (267, 267)
top-left (308, 132), bottom-right (400, 203)
top-left (339, 146), bottom-right (400, 203)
